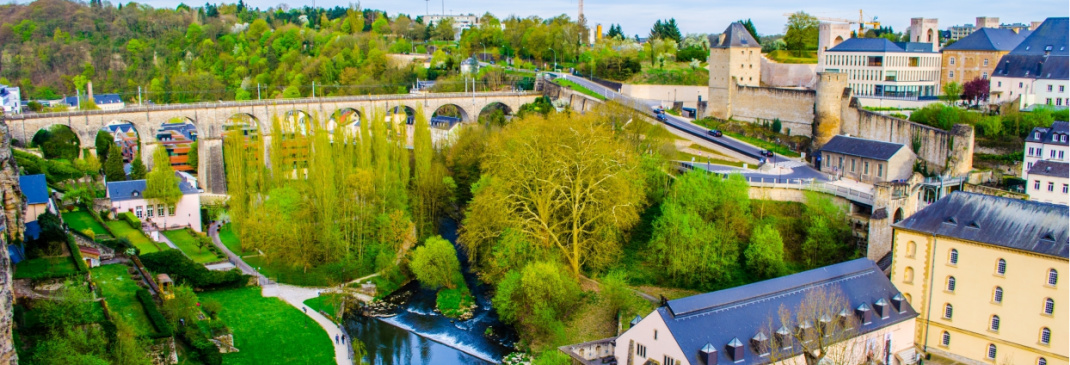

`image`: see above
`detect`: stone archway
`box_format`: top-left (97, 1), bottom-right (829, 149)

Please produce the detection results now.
top-left (283, 110), bottom-right (313, 136)
top-left (431, 104), bottom-right (470, 129)
top-left (476, 102), bottom-right (514, 127)
top-left (101, 120), bottom-right (142, 166)
top-left (31, 124), bottom-right (82, 160)
top-left (223, 113), bottom-right (260, 139)
top-left (893, 207), bottom-right (904, 223)
top-left (155, 117), bottom-right (199, 173)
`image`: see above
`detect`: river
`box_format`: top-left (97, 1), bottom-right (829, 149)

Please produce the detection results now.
top-left (344, 219), bottom-right (517, 364)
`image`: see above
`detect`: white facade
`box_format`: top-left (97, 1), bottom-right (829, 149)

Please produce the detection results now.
top-left (1026, 169), bottom-right (1069, 205)
top-left (1021, 122), bottom-right (1069, 176)
top-left (822, 52), bottom-right (941, 98)
top-left (991, 76), bottom-right (1070, 108)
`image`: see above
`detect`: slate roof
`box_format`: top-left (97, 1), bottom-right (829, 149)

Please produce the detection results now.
top-left (1028, 160), bottom-right (1070, 178)
top-left (895, 42), bottom-right (935, 53)
top-left (894, 191), bottom-right (1069, 258)
top-left (107, 174), bottom-right (199, 202)
top-left (818, 135), bottom-right (907, 161)
top-left (24, 221), bottom-right (40, 241)
top-left (992, 18), bottom-right (1069, 80)
top-left (655, 258), bottom-right (916, 365)
top-left (18, 174), bottom-right (49, 205)
top-left (1025, 121), bottom-right (1069, 145)
top-left (714, 22), bottom-right (759, 48)
top-left (943, 28), bottom-right (1027, 52)
top-left (63, 93), bottom-right (124, 107)
top-left (1009, 18), bottom-right (1068, 56)
top-left (827, 38), bottom-right (899, 53)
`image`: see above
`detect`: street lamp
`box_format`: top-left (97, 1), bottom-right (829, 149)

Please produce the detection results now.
top-left (479, 42), bottom-right (486, 61)
top-left (548, 47), bottom-right (557, 72)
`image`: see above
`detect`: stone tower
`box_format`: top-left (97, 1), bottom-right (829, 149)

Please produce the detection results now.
top-left (908, 18), bottom-right (940, 51)
top-left (813, 72), bottom-right (849, 148)
top-left (976, 16), bottom-right (1000, 29)
top-left (817, 23), bottom-right (852, 71)
top-left (708, 22), bottom-right (762, 120)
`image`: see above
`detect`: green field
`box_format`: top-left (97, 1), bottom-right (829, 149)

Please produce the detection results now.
top-left (200, 287), bottom-right (335, 365)
top-left (219, 223), bottom-right (255, 256)
top-left (245, 256), bottom-right (367, 287)
top-left (106, 221), bottom-right (161, 254)
top-left (553, 78), bottom-right (607, 100)
top-left (163, 229), bottom-right (222, 264)
top-left (303, 293), bottom-right (343, 322)
top-left (61, 210), bottom-right (108, 236)
top-left (14, 256), bottom-right (80, 280)
top-left (92, 264), bottom-right (156, 336)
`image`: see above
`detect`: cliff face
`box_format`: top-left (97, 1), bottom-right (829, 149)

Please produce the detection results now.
top-left (0, 117), bottom-right (22, 364)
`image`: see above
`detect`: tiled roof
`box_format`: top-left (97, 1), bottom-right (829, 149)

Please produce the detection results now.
top-left (1025, 121), bottom-right (1069, 145)
top-left (107, 174), bottom-right (198, 202)
top-left (827, 38), bottom-right (902, 52)
top-left (894, 191), bottom-right (1069, 258)
top-left (818, 135), bottom-right (907, 161)
top-left (63, 94), bottom-right (124, 107)
top-left (1028, 160), bottom-right (1069, 178)
top-left (992, 18), bottom-right (1069, 80)
top-left (943, 28), bottom-right (1026, 52)
top-left (714, 22), bottom-right (759, 48)
top-left (18, 174), bottom-right (49, 205)
top-left (1009, 18), bottom-right (1068, 56)
top-left (656, 259), bottom-right (916, 365)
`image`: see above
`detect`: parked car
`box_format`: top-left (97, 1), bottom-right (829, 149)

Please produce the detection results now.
top-left (655, 113), bottom-right (667, 121)
top-left (761, 150), bottom-right (774, 157)
top-left (708, 129), bottom-right (723, 137)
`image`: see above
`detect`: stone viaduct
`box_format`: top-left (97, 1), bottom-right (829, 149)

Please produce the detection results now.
top-left (5, 91), bottom-right (539, 194)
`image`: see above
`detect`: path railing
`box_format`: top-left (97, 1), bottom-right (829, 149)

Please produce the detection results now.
top-left (679, 162), bottom-right (875, 204)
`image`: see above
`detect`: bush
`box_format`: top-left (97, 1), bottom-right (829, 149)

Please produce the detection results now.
top-left (139, 250), bottom-right (247, 289)
top-left (180, 326), bottom-right (222, 365)
top-left (66, 236), bottom-right (89, 273)
top-left (136, 288), bottom-right (174, 338)
top-left (120, 212), bottom-right (141, 228)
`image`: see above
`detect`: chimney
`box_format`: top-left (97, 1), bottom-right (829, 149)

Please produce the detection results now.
top-left (726, 338), bottom-right (744, 362)
top-left (87, 81), bottom-right (94, 103)
top-left (701, 343), bottom-right (718, 365)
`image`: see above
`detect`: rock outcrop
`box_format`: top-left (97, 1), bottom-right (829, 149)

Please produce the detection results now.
top-left (0, 116), bottom-right (23, 364)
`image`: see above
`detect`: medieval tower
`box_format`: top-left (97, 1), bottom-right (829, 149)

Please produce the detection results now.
top-left (813, 72), bottom-right (849, 148)
top-left (908, 18), bottom-right (941, 51)
top-left (708, 22), bottom-right (762, 120)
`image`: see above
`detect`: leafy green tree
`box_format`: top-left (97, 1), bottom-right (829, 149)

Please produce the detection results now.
top-left (493, 261), bottom-right (580, 346)
top-left (784, 11), bottom-right (819, 51)
top-left (801, 192), bottom-right (853, 269)
top-left (105, 146), bottom-right (126, 182)
top-left (145, 147), bottom-right (182, 215)
top-left (410, 236), bottom-right (461, 289)
top-left (433, 17), bottom-right (455, 41)
top-left (187, 141), bottom-right (198, 172)
top-left (745, 224), bottom-right (787, 279)
top-left (94, 130), bottom-right (112, 163)
top-left (941, 81), bottom-right (963, 105)
top-left (372, 13), bottom-right (390, 34)
top-left (129, 155), bottom-right (146, 180)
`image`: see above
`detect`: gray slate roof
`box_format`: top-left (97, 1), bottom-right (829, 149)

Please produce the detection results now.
top-left (992, 18), bottom-right (1069, 80)
top-left (943, 28), bottom-right (1026, 52)
top-left (1009, 18), bottom-right (1068, 56)
top-left (1026, 121), bottom-right (1069, 145)
top-left (827, 38), bottom-right (901, 52)
top-left (107, 174), bottom-right (199, 202)
top-left (18, 174), bottom-right (49, 205)
top-left (1028, 160), bottom-right (1070, 178)
top-left (818, 135), bottom-right (906, 161)
top-left (714, 22), bottom-right (759, 48)
top-left (657, 258), bottom-right (916, 365)
top-left (894, 191), bottom-right (1069, 258)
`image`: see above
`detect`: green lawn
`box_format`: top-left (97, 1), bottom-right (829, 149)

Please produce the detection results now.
top-left (218, 223), bottom-right (254, 256)
top-left (200, 287), bottom-right (335, 365)
top-left (14, 256), bottom-right (80, 280)
top-left (92, 264), bottom-right (156, 336)
top-left (303, 293), bottom-right (343, 323)
top-left (105, 221), bottom-right (160, 254)
top-left (245, 256), bottom-right (368, 287)
top-left (553, 78), bottom-right (607, 100)
top-left (163, 229), bottom-right (222, 264)
top-left (61, 210), bottom-right (108, 236)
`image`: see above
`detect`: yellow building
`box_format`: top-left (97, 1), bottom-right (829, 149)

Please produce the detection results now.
top-left (890, 192), bottom-right (1067, 365)
top-left (940, 28), bottom-right (1025, 88)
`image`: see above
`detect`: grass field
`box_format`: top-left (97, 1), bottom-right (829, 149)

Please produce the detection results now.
top-left (303, 293), bottom-right (343, 323)
top-left (14, 256), bottom-right (80, 279)
top-left (163, 229), bottom-right (221, 264)
top-left (218, 223), bottom-right (254, 256)
top-left (92, 264), bottom-right (156, 336)
top-left (61, 210), bottom-right (108, 236)
top-left (553, 79), bottom-right (607, 101)
top-left (245, 256), bottom-right (368, 287)
top-left (200, 287), bottom-right (335, 365)
top-left (105, 221), bottom-right (160, 254)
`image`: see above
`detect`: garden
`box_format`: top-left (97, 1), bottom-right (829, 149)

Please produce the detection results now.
top-left (91, 264), bottom-right (159, 336)
top-left (163, 229), bottom-right (225, 264)
top-left (13, 256), bottom-right (80, 280)
top-left (218, 223), bottom-right (255, 256)
top-left (61, 208), bottom-right (110, 238)
top-left (105, 220), bottom-right (161, 254)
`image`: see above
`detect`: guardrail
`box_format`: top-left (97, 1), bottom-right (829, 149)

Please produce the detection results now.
top-left (7, 91), bottom-right (541, 120)
top-left (679, 162), bottom-right (874, 204)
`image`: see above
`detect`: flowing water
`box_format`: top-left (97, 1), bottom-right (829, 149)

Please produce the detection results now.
top-left (344, 219), bottom-right (517, 364)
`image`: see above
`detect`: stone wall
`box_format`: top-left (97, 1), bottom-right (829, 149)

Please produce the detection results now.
top-left (731, 86), bottom-right (816, 136)
top-left (0, 118), bottom-right (21, 364)
top-left (619, 84), bottom-right (707, 108)
top-left (759, 57), bottom-right (818, 88)
top-left (841, 98), bottom-right (974, 175)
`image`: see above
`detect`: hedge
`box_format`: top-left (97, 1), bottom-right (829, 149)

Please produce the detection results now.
top-left (120, 212), bottom-right (140, 229)
top-left (135, 288), bottom-right (173, 338)
top-left (66, 235), bottom-right (89, 273)
top-left (180, 327), bottom-right (222, 365)
top-left (139, 250), bottom-right (247, 289)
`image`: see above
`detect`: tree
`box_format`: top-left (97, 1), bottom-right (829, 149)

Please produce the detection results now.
top-left (95, 130), bottom-right (112, 164)
top-left (962, 78), bottom-right (990, 106)
top-left (433, 17), bottom-right (455, 41)
top-left (371, 13), bottom-right (390, 34)
top-left (187, 141), bottom-right (199, 172)
top-left (493, 261), bottom-right (581, 345)
top-left (144, 147), bottom-right (182, 221)
top-left (801, 192), bottom-right (853, 269)
top-left (771, 118), bottom-right (783, 134)
top-left (409, 236), bottom-right (461, 289)
top-left (784, 11), bottom-right (819, 51)
top-left (606, 24), bottom-right (624, 39)
top-left (745, 224), bottom-right (787, 280)
top-left (766, 285), bottom-right (881, 365)
top-left (942, 81), bottom-right (963, 105)
top-left (129, 155), bottom-right (147, 179)
top-left (650, 19), bottom-right (681, 43)
top-left (105, 146), bottom-right (126, 182)
top-left (738, 19), bottom-right (760, 44)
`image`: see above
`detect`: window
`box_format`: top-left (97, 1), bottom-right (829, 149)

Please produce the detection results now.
top-left (998, 81), bottom-right (1002, 87)
top-left (949, 249), bottom-right (959, 264)
top-left (1048, 269), bottom-right (1058, 286)
top-left (654, 330), bottom-right (657, 340)
top-left (996, 259), bottom-right (1006, 275)
top-left (1039, 358), bottom-right (1047, 365)
top-left (983, 72), bottom-right (988, 79)
top-left (984, 59), bottom-right (989, 66)
top-left (1063, 184), bottom-right (1068, 194)
top-left (1052, 150), bottom-right (1058, 158)
top-left (636, 343), bottom-right (647, 357)
top-left (1047, 98), bottom-right (1053, 105)
top-left (1029, 147), bottom-right (1035, 156)
top-left (987, 344), bottom-right (997, 359)
top-left (1061, 86), bottom-right (1066, 92)
top-left (941, 331), bottom-right (951, 346)
top-left (1035, 180), bottom-right (1042, 190)
top-left (1048, 85), bottom-right (1054, 92)
top-left (664, 356), bottom-right (677, 365)
top-left (906, 241), bottom-right (916, 258)
top-left (851, 159), bottom-right (856, 172)
top-left (1049, 182), bottom-right (1055, 192)
top-left (168, 205), bottom-right (176, 216)
top-left (949, 57), bottom-right (956, 65)
top-left (1040, 328), bottom-right (1051, 345)
top-left (990, 315), bottom-right (1000, 331)
top-left (944, 304), bottom-right (953, 319)
top-left (135, 206), bottom-right (143, 219)
top-left (146, 205), bottom-right (154, 217)
top-left (878, 164), bottom-right (883, 177)
top-left (1060, 151), bottom-right (1065, 159)
top-left (949, 71), bottom-right (954, 78)
top-left (904, 267), bottom-right (915, 284)
top-left (993, 287), bottom-right (1003, 303)
top-left (1020, 82), bottom-right (1024, 88)
top-left (1044, 298), bottom-right (1054, 315)
top-left (947, 276), bottom-right (957, 292)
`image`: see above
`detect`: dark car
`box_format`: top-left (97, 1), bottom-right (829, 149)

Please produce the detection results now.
top-left (761, 150), bottom-right (775, 157)
top-left (655, 113), bottom-right (667, 121)
top-left (708, 129), bottom-right (723, 137)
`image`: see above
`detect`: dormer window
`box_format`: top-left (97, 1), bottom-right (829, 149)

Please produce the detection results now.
top-left (1036, 132), bottom-right (1041, 139)
top-left (968, 221), bottom-right (981, 229)
top-left (775, 326), bottom-right (792, 349)
top-left (945, 217), bottom-right (957, 225)
top-left (751, 332), bottom-right (770, 356)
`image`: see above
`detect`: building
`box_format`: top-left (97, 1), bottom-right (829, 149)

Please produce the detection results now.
top-left (908, 18), bottom-right (941, 52)
top-left (106, 175), bottom-right (202, 232)
top-left (707, 21), bottom-right (761, 119)
top-left (890, 192), bottom-right (1067, 365)
top-left (593, 258), bottom-right (917, 365)
top-left (1022, 121), bottom-right (1068, 175)
top-left (1026, 161), bottom-right (1069, 205)
top-left (63, 93), bottom-right (125, 111)
top-left (425, 14), bottom-right (479, 40)
top-left (460, 57), bottom-right (480, 74)
top-left (817, 23), bottom-right (853, 71)
top-left (79, 246), bottom-right (101, 268)
top-left (941, 28), bottom-right (1026, 87)
top-left (820, 38), bottom-right (942, 99)
top-left (18, 174), bottom-right (54, 241)
top-left (0, 85), bottom-right (21, 115)
top-left (156, 122), bottom-right (198, 172)
top-left (947, 24), bottom-right (977, 43)
top-left (817, 135), bottom-right (917, 183)
top-left (107, 123), bottom-right (140, 163)
top-left (989, 18), bottom-right (1069, 108)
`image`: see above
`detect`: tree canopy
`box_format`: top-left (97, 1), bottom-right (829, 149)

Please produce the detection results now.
top-left (784, 11), bottom-right (819, 51)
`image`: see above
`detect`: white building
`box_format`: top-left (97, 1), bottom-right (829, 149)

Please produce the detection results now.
top-left (0, 85), bottom-right (21, 114)
top-left (820, 38), bottom-right (942, 99)
top-left (106, 176), bottom-right (202, 232)
top-left (1022, 121), bottom-right (1068, 176)
top-left (1026, 160), bottom-right (1069, 205)
top-left (425, 14), bottom-right (479, 40)
top-left (989, 17), bottom-right (1068, 108)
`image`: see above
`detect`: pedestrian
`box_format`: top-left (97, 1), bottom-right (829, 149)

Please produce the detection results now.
top-left (303, 307), bottom-right (307, 314)
top-left (335, 335), bottom-right (339, 344)
top-left (342, 335), bottom-right (346, 344)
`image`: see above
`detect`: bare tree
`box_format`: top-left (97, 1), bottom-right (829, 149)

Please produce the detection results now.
top-left (763, 285), bottom-right (887, 365)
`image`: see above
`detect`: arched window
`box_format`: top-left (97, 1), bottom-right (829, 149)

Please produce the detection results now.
top-left (944, 304), bottom-right (953, 319)
top-left (941, 331), bottom-right (950, 346)
top-left (990, 315), bottom-right (1000, 331)
top-left (1039, 358), bottom-right (1047, 365)
top-left (904, 293), bottom-right (912, 304)
top-left (996, 259), bottom-right (1006, 275)
top-left (947, 276), bottom-right (956, 292)
top-left (1044, 298), bottom-right (1054, 315)
top-left (987, 344), bottom-right (997, 359)
top-left (1040, 328), bottom-right (1051, 345)
top-left (1048, 269), bottom-right (1058, 286)
top-left (949, 249), bottom-right (959, 264)
top-left (993, 287), bottom-right (1003, 303)
top-left (906, 241), bottom-right (916, 258)
top-left (904, 267), bottom-right (915, 284)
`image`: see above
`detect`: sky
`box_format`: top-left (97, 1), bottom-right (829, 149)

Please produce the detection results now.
top-left (133, 0), bottom-right (1067, 37)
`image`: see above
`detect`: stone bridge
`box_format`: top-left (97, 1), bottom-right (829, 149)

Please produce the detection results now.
top-left (5, 91), bottom-right (538, 194)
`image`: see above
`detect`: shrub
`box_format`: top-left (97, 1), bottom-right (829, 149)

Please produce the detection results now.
top-left (120, 212), bottom-right (140, 228)
top-left (180, 326), bottom-right (222, 365)
top-left (139, 250), bottom-right (247, 289)
top-left (136, 288), bottom-right (174, 338)
top-left (66, 236), bottom-right (89, 273)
